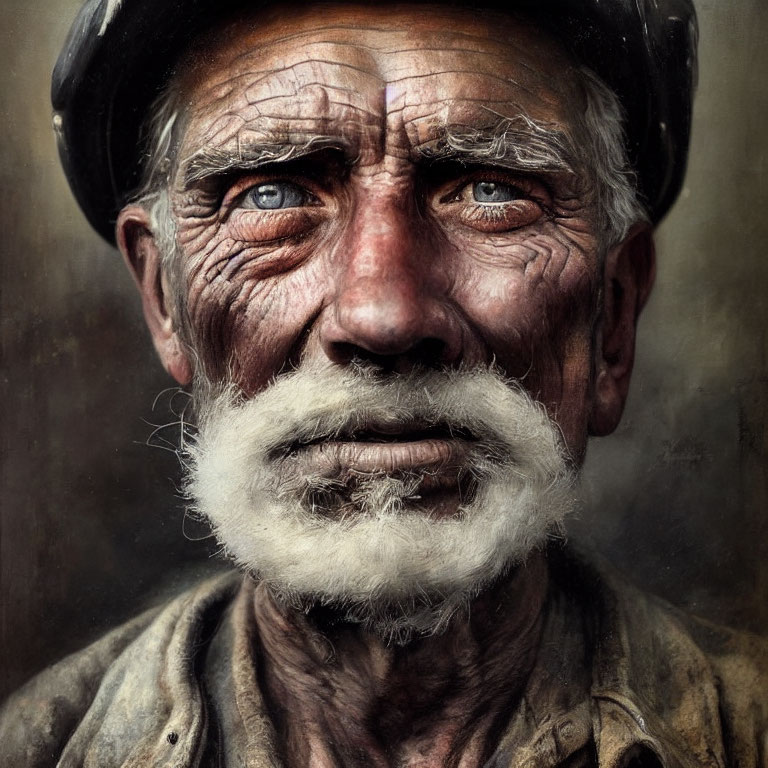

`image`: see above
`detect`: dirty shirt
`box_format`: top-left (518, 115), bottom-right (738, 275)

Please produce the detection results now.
top-left (1, 550), bottom-right (767, 768)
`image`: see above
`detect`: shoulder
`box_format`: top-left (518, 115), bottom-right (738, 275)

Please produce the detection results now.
top-left (0, 609), bottom-right (159, 767)
top-left (553, 548), bottom-right (768, 767)
top-left (603, 559), bottom-right (768, 712)
top-left (657, 598), bottom-right (768, 767)
top-left (0, 571), bottom-right (242, 768)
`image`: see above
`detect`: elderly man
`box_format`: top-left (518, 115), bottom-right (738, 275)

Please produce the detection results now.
top-left (2, 0), bottom-right (767, 766)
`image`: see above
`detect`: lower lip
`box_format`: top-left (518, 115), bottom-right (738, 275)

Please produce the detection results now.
top-left (297, 438), bottom-right (470, 476)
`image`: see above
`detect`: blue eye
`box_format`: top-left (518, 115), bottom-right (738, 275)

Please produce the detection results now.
top-left (472, 181), bottom-right (519, 203)
top-left (244, 182), bottom-right (308, 210)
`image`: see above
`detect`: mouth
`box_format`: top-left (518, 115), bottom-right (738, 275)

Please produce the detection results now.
top-left (286, 422), bottom-right (475, 471)
top-left (275, 422), bottom-right (479, 511)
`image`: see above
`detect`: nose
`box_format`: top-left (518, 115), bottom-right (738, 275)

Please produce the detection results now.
top-left (318, 194), bottom-right (462, 371)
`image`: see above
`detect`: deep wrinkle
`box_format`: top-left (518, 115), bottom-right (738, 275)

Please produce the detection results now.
top-left (167, 11), bottom-right (601, 452)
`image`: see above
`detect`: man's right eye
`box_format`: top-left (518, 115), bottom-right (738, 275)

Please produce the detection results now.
top-left (471, 181), bottom-right (521, 204)
top-left (241, 181), bottom-right (311, 210)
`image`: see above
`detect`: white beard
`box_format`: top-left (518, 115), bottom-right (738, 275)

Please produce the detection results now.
top-left (184, 362), bottom-right (576, 643)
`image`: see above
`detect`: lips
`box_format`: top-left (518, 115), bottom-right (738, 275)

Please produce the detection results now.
top-left (304, 436), bottom-right (469, 474)
top-left (284, 422), bottom-right (476, 484)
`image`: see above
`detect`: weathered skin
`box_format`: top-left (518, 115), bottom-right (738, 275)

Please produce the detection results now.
top-left (117, 4), bottom-right (655, 766)
top-left (253, 552), bottom-right (548, 767)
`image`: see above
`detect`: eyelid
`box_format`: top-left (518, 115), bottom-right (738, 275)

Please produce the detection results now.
top-left (436, 169), bottom-right (551, 206)
top-left (428, 168), bottom-right (550, 234)
top-left (221, 174), bottom-right (321, 211)
top-left (214, 149), bottom-right (349, 211)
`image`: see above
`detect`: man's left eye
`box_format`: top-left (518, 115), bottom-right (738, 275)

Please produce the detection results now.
top-left (435, 176), bottom-right (543, 233)
top-left (242, 182), bottom-right (309, 210)
top-left (471, 181), bottom-right (520, 203)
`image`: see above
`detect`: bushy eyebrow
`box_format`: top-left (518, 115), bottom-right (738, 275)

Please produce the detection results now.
top-left (180, 136), bottom-right (352, 188)
top-left (414, 115), bottom-right (577, 175)
top-left (179, 114), bottom-right (577, 189)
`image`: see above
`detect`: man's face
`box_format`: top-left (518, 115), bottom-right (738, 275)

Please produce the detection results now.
top-left (166, 4), bottom-right (603, 458)
top-left (118, 3), bottom-right (651, 634)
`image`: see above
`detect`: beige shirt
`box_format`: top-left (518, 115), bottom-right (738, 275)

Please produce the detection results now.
top-left (2, 550), bottom-right (767, 767)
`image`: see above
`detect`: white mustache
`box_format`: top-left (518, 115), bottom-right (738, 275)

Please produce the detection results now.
top-left (194, 362), bottom-right (569, 482)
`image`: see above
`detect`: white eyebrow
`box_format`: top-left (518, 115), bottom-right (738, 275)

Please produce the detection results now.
top-left (415, 114), bottom-right (577, 175)
top-left (180, 135), bottom-right (353, 188)
top-left (179, 113), bottom-right (577, 189)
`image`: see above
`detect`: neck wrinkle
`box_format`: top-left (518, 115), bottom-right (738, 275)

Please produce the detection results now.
top-left (250, 551), bottom-right (550, 768)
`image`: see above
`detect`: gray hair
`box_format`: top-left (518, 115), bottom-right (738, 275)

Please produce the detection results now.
top-left (577, 68), bottom-right (649, 245)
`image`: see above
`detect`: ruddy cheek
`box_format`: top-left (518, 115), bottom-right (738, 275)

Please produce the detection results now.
top-left (185, 244), bottom-right (331, 387)
top-left (450, 233), bottom-right (597, 393)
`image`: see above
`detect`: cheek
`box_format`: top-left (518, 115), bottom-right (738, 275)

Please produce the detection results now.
top-left (451, 232), bottom-right (598, 452)
top-left (181, 241), bottom-right (329, 390)
top-left (174, 184), bottom-right (339, 387)
top-left (454, 232), bottom-right (596, 353)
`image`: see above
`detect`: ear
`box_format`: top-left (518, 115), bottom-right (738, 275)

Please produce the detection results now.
top-left (589, 224), bottom-right (656, 436)
top-left (116, 205), bottom-right (194, 386)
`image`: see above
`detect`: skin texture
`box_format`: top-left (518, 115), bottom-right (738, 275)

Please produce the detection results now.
top-left (253, 552), bottom-right (548, 768)
top-left (117, 4), bottom-right (655, 766)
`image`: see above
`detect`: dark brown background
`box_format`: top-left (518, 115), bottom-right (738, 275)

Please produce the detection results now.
top-left (1, 0), bottom-right (767, 701)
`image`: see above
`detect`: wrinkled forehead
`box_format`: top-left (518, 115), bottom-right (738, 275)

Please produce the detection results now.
top-left (171, 2), bottom-right (586, 170)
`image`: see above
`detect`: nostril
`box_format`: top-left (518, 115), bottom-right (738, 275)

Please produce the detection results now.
top-left (410, 337), bottom-right (448, 365)
top-left (328, 342), bottom-right (400, 371)
top-left (328, 337), bottom-right (450, 372)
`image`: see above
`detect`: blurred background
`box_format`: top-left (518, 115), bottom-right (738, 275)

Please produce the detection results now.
top-left (1, 0), bottom-right (767, 700)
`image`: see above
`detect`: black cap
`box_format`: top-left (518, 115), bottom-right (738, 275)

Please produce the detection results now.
top-left (52, 0), bottom-right (698, 245)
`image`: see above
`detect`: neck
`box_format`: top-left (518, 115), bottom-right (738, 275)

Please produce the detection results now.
top-left (252, 551), bottom-right (549, 768)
